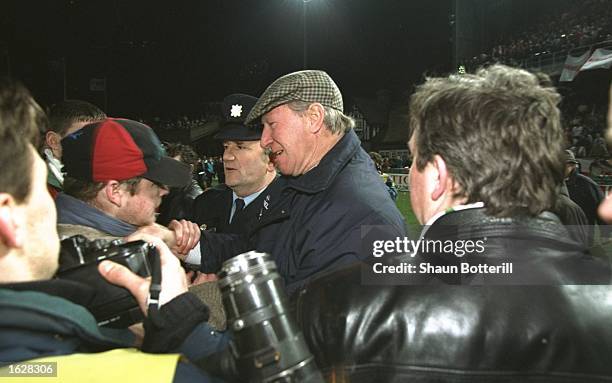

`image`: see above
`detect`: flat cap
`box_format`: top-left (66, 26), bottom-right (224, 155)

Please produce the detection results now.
top-left (565, 149), bottom-right (579, 164)
top-left (214, 94), bottom-right (261, 141)
top-left (245, 70), bottom-right (343, 124)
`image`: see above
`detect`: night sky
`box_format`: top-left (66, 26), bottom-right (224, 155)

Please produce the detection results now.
top-left (1, 0), bottom-right (452, 118)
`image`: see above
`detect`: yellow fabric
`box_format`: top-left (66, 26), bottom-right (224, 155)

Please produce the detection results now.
top-left (0, 348), bottom-right (180, 383)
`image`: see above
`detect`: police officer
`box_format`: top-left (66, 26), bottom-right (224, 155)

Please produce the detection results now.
top-left (191, 94), bottom-right (277, 235)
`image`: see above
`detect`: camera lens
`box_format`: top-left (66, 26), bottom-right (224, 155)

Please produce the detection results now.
top-left (218, 251), bottom-right (323, 383)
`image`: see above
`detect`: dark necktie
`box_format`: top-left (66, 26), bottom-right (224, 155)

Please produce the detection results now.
top-left (231, 198), bottom-right (246, 224)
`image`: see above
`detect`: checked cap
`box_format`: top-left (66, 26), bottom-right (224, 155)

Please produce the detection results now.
top-left (245, 70), bottom-right (343, 124)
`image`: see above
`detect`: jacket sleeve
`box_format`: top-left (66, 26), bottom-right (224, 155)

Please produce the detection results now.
top-left (199, 231), bottom-right (251, 273)
top-left (142, 292), bottom-right (231, 362)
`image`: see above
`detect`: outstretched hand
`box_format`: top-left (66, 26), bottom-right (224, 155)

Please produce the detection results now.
top-left (168, 219), bottom-right (201, 255)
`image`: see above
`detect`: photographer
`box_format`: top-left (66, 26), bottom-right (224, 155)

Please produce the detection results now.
top-left (0, 78), bottom-right (224, 382)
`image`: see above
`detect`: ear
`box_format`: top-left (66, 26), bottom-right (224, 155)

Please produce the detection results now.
top-left (266, 160), bottom-right (276, 173)
top-left (0, 193), bottom-right (24, 249)
top-left (103, 181), bottom-right (124, 207)
top-left (306, 103), bottom-right (325, 134)
top-left (45, 131), bottom-right (62, 156)
top-left (430, 155), bottom-right (450, 201)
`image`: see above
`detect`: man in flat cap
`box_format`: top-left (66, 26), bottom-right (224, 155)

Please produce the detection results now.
top-left (190, 94), bottom-right (277, 236)
top-left (190, 70), bottom-right (406, 297)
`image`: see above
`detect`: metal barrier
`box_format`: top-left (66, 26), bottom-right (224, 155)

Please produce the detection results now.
top-left (388, 172), bottom-right (410, 192)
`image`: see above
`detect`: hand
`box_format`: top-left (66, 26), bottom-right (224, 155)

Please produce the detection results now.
top-left (98, 233), bottom-right (189, 314)
top-left (168, 219), bottom-right (201, 255)
top-left (132, 224), bottom-right (176, 247)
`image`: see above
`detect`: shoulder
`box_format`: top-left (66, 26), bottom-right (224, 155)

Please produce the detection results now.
top-left (576, 173), bottom-right (599, 186)
top-left (194, 185), bottom-right (231, 204)
top-left (57, 224), bottom-right (118, 241)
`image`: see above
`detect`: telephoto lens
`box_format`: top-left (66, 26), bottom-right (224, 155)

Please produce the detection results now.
top-left (218, 251), bottom-right (323, 383)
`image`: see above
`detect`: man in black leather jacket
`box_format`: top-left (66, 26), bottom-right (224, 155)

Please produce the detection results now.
top-left (297, 65), bottom-right (612, 382)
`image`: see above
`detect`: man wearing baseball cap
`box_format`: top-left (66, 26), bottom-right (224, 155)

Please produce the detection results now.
top-left (192, 71), bottom-right (406, 297)
top-left (0, 80), bottom-right (222, 382)
top-left (56, 118), bottom-right (196, 238)
top-left (190, 94), bottom-right (278, 236)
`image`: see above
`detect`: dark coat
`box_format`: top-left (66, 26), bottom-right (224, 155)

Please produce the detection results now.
top-left (199, 130), bottom-right (407, 297)
top-left (157, 180), bottom-right (204, 226)
top-left (0, 280), bottom-right (225, 382)
top-left (554, 184), bottom-right (591, 247)
top-left (191, 182), bottom-right (275, 235)
top-left (297, 208), bottom-right (612, 382)
top-left (565, 168), bottom-right (604, 226)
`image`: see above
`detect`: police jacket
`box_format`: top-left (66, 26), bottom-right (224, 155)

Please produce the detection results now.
top-left (0, 280), bottom-right (226, 382)
top-left (191, 182), bottom-right (276, 235)
top-left (296, 208), bottom-right (612, 382)
top-left (200, 130), bottom-right (407, 297)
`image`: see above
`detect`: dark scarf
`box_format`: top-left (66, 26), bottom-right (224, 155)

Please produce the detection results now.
top-left (55, 193), bottom-right (137, 237)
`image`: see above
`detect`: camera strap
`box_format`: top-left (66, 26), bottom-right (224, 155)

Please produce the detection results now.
top-left (146, 245), bottom-right (164, 327)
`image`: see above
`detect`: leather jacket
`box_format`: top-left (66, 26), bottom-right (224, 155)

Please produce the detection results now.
top-left (296, 208), bottom-right (612, 382)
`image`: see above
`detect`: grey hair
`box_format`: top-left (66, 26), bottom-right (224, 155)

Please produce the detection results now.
top-left (287, 100), bottom-right (355, 134)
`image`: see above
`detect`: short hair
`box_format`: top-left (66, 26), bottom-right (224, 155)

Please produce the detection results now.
top-left (409, 64), bottom-right (564, 217)
top-left (63, 176), bottom-right (142, 203)
top-left (0, 78), bottom-right (47, 203)
top-left (287, 100), bottom-right (355, 134)
top-left (165, 143), bottom-right (199, 166)
top-left (48, 99), bottom-right (106, 137)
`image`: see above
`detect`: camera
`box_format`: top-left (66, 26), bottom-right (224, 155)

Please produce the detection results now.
top-left (216, 251), bottom-right (323, 383)
top-left (56, 235), bottom-right (156, 328)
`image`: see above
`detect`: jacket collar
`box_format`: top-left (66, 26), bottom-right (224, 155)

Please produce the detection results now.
top-left (424, 207), bottom-right (581, 248)
top-left (284, 129), bottom-right (361, 194)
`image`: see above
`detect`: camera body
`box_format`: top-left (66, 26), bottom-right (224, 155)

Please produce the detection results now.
top-left (56, 235), bottom-right (154, 328)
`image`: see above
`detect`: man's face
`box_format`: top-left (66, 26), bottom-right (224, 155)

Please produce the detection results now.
top-left (261, 104), bottom-right (316, 176)
top-left (223, 140), bottom-right (273, 197)
top-left (118, 179), bottom-right (169, 226)
top-left (22, 146), bottom-right (60, 279)
top-left (564, 162), bottom-right (577, 178)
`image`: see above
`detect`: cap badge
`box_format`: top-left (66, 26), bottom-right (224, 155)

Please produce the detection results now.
top-left (230, 104), bottom-right (243, 118)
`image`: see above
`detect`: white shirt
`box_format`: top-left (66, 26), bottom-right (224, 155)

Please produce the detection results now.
top-left (185, 185), bottom-right (269, 266)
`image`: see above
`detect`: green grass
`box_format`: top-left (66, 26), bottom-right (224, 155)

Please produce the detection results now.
top-left (396, 191), bottom-right (421, 232)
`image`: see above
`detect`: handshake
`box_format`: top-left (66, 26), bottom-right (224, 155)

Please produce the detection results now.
top-left (56, 219), bottom-right (204, 328)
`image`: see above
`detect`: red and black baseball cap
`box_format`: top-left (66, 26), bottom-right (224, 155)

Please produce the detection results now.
top-left (62, 118), bottom-right (191, 188)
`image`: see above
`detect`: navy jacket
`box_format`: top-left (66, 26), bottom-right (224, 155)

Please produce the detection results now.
top-left (200, 130), bottom-right (407, 296)
top-left (191, 182), bottom-right (276, 235)
top-left (566, 168), bottom-right (604, 226)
